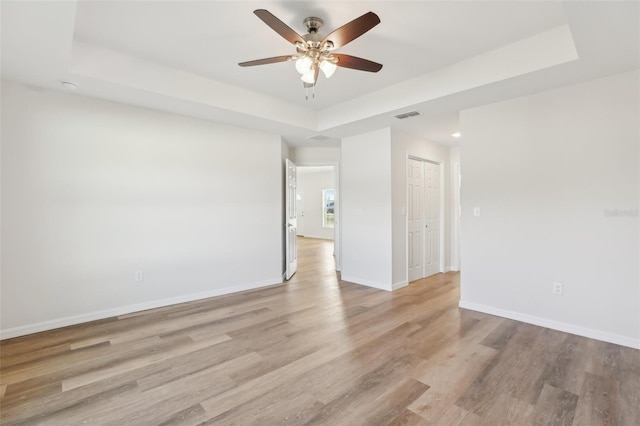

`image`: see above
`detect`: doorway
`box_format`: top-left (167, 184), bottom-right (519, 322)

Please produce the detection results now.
top-left (285, 161), bottom-right (340, 281)
top-left (291, 236), bottom-right (337, 281)
top-left (407, 157), bottom-right (442, 282)
top-left (296, 166), bottom-right (335, 241)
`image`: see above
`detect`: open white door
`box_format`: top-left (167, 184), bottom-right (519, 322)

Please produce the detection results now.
top-left (285, 159), bottom-right (298, 280)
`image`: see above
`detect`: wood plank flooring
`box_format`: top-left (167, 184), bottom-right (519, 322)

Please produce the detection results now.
top-left (1, 237), bottom-right (639, 425)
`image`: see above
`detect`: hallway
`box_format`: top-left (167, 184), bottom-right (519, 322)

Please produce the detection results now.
top-left (289, 237), bottom-right (337, 283)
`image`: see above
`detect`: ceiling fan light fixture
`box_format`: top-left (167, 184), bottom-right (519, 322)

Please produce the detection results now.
top-left (239, 10), bottom-right (382, 96)
top-left (319, 59), bottom-right (337, 78)
top-left (295, 57), bottom-right (313, 74)
top-left (301, 68), bottom-right (316, 84)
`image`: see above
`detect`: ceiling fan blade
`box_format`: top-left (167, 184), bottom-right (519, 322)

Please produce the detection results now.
top-left (238, 55), bottom-right (293, 67)
top-left (321, 12), bottom-right (380, 50)
top-left (333, 54), bottom-right (383, 72)
top-left (254, 9), bottom-right (306, 45)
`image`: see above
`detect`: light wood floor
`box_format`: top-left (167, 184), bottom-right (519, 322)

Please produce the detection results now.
top-left (1, 237), bottom-right (639, 425)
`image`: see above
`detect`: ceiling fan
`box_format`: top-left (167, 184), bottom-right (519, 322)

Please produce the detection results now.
top-left (239, 9), bottom-right (382, 90)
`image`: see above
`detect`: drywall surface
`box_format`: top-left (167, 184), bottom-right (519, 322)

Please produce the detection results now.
top-left (292, 146), bottom-right (340, 164)
top-left (460, 70), bottom-right (639, 347)
top-left (1, 81), bottom-right (283, 337)
top-left (449, 146), bottom-right (461, 272)
top-left (341, 128), bottom-right (393, 290)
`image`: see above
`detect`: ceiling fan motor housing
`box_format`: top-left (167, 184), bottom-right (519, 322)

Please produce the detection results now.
top-left (302, 32), bottom-right (324, 50)
top-left (303, 17), bottom-right (324, 33)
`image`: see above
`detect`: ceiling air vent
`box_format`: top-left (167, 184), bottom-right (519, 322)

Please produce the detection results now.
top-left (393, 110), bottom-right (422, 120)
top-left (308, 134), bottom-right (333, 141)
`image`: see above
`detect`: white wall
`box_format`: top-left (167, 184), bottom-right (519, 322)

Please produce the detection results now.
top-left (391, 129), bottom-right (451, 288)
top-left (450, 146), bottom-right (461, 271)
top-left (341, 127), bottom-right (454, 291)
top-left (1, 80), bottom-right (283, 338)
top-left (297, 167), bottom-right (335, 240)
top-left (292, 146), bottom-right (340, 164)
top-left (341, 128), bottom-right (393, 290)
top-left (460, 70), bottom-right (640, 348)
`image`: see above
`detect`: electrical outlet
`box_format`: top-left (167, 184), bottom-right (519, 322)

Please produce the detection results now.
top-left (135, 270), bottom-right (144, 282)
top-left (473, 207), bottom-right (481, 217)
top-left (552, 281), bottom-right (563, 295)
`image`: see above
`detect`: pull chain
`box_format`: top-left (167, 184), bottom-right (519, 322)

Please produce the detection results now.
top-left (305, 85), bottom-right (316, 101)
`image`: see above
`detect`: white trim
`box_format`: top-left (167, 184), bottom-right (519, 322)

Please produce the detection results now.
top-left (438, 162), bottom-right (445, 274)
top-left (458, 300), bottom-right (640, 350)
top-left (0, 278), bottom-right (283, 340)
top-left (300, 234), bottom-right (334, 241)
top-left (392, 280), bottom-right (409, 291)
top-left (341, 275), bottom-right (392, 292)
top-left (444, 265), bottom-right (460, 272)
top-left (404, 154), bottom-right (410, 285)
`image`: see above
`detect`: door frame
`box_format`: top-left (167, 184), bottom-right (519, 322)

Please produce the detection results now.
top-left (406, 155), bottom-right (445, 282)
top-left (296, 189), bottom-right (305, 237)
top-left (296, 161), bottom-right (341, 271)
top-left (285, 159), bottom-right (298, 280)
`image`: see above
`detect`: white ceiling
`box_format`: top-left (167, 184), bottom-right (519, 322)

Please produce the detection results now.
top-left (1, 1), bottom-right (639, 147)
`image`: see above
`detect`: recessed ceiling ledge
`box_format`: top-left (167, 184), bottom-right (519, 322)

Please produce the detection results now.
top-left (316, 24), bottom-right (578, 131)
top-left (70, 41), bottom-right (318, 131)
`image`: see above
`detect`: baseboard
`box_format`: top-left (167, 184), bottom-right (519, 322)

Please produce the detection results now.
top-left (299, 235), bottom-right (334, 241)
top-left (392, 280), bottom-right (408, 291)
top-left (458, 300), bottom-right (640, 349)
top-left (340, 274), bottom-right (392, 292)
top-left (0, 277), bottom-right (283, 340)
top-left (444, 265), bottom-right (460, 273)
